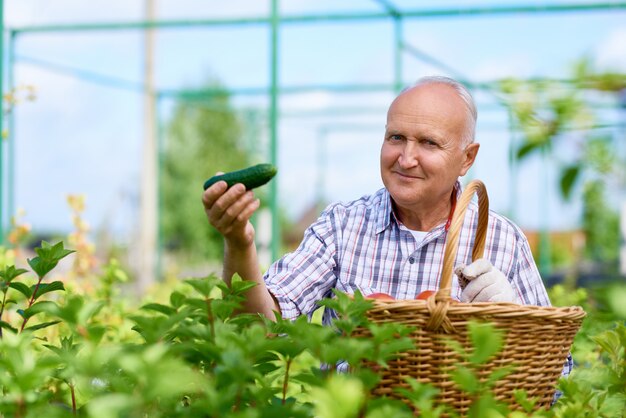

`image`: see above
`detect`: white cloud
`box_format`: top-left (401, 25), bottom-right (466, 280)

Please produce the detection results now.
top-left (472, 55), bottom-right (534, 81)
top-left (4, 2), bottom-right (35, 26)
top-left (281, 91), bottom-right (334, 110)
top-left (158, 0), bottom-right (268, 18)
top-left (596, 27), bottom-right (626, 70)
top-left (5, 0), bottom-right (142, 26)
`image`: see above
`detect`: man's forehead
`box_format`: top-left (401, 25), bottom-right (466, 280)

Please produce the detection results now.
top-left (393, 83), bottom-right (460, 108)
top-left (384, 120), bottom-right (442, 135)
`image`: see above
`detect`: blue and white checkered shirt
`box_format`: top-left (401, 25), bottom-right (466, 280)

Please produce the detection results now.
top-left (264, 182), bottom-right (572, 378)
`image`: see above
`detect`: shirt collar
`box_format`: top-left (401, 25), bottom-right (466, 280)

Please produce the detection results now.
top-left (376, 180), bottom-right (462, 235)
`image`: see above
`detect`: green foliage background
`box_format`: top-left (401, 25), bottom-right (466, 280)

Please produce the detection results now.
top-left (0, 241), bottom-right (625, 418)
top-left (499, 61), bottom-right (625, 271)
top-left (160, 84), bottom-right (254, 262)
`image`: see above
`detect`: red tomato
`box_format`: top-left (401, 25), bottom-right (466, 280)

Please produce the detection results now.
top-left (415, 290), bottom-right (437, 300)
top-left (365, 292), bottom-right (395, 300)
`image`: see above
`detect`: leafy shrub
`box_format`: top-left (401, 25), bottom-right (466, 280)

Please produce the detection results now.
top-left (0, 241), bottom-right (624, 417)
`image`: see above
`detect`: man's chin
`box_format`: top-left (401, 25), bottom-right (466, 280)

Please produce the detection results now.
top-left (388, 188), bottom-right (424, 207)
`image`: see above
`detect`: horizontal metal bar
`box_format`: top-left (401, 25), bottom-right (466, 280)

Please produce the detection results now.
top-left (158, 82), bottom-right (396, 98)
top-left (16, 54), bottom-right (145, 92)
top-left (16, 54), bottom-right (622, 111)
top-left (10, 2), bottom-right (626, 33)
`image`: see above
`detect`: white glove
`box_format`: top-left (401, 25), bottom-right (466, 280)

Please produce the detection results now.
top-left (455, 258), bottom-right (520, 303)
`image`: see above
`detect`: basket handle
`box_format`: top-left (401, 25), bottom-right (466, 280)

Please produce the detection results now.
top-left (438, 180), bottom-right (489, 298)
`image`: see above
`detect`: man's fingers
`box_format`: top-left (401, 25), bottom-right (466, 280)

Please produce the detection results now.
top-left (223, 190), bottom-right (256, 224)
top-left (460, 273), bottom-right (498, 302)
top-left (210, 186), bottom-right (255, 231)
top-left (459, 258), bottom-right (493, 280)
top-left (211, 183), bottom-right (246, 216)
top-left (460, 271), bottom-right (518, 303)
top-left (223, 198), bottom-right (260, 234)
top-left (470, 280), bottom-right (501, 302)
top-left (202, 180), bottom-right (228, 210)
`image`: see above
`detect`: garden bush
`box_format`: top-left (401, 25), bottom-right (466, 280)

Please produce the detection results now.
top-left (0, 241), bottom-right (624, 417)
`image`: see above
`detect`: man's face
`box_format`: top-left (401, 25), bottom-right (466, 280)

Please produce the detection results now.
top-left (380, 83), bottom-right (478, 213)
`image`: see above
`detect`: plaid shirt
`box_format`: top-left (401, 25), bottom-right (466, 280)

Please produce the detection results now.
top-left (265, 183), bottom-right (550, 319)
top-left (264, 182), bottom-right (572, 379)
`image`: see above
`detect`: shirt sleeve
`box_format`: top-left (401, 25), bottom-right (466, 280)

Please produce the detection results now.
top-left (512, 234), bottom-right (551, 307)
top-left (263, 208), bottom-right (340, 319)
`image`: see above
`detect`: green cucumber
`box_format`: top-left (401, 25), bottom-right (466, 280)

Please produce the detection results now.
top-left (203, 163), bottom-right (277, 191)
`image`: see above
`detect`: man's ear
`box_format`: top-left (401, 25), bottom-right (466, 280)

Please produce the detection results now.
top-left (460, 142), bottom-right (480, 176)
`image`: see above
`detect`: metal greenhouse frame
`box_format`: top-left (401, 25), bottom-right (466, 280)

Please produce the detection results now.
top-left (1, 1), bottom-right (625, 285)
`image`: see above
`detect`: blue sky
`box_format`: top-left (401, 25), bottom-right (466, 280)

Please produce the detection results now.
top-left (3, 0), bottom-right (626, 242)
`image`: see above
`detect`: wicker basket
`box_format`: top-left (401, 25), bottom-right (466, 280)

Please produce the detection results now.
top-left (355, 180), bottom-right (585, 414)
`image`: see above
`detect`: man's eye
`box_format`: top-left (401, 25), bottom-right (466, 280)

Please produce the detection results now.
top-left (390, 134), bottom-right (403, 141)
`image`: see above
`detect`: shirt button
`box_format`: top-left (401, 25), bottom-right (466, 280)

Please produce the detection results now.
top-left (408, 257), bottom-right (415, 264)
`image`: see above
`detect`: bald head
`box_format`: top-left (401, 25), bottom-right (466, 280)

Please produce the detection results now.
top-left (398, 76), bottom-right (477, 146)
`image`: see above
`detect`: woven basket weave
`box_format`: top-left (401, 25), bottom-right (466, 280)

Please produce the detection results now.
top-left (355, 180), bottom-right (585, 414)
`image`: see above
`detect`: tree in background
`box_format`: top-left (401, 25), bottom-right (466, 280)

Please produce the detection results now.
top-left (499, 59), bottom-right (625, 274)
top-left (160, 83), bottom-right (258, 263)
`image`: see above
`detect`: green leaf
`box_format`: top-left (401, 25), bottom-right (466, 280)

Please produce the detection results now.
top-left (18, 300), bottom-right (61, 320)
top-left (310, 375), bottom-right (365, 418)
top-left (185, 278), bottom-right (215, 297)
top-left (86, 324), bottom-right (107, 343)
top-left (141, 303), bottom-right (177, 316)
top-left (468, 395), bottom-right (506, 417)
top-left (605, 286), bottom-right (626, 319)
top-left (24, 320), bottom-right (62, 332)
top-left (513, 390), bottom-right (536, 413)
top-left (452, 366), bottom-right (480, 394)
top-left (27, 257), bottom-right (47, 278)
top-left (169, 291), bottom-right (186, 308)
top-left (86, 394), bottom-right (139, 417)
top-left (28, 241), bottom-right (75, 278)
top-left (592, 329), bottom-right (621, 360)
top-left (229, 279), bottom-right (257, 296)
top-left (0, 265), bottom-right (29, 283)
top-left (468, 321), bottom-right (503, 364)
top-left (559, 164), bottom-right (581, 200)
top-left (30, 281), bottom-right (65, 301)
top-left (44, 336), bottom-right (81, 357)
top-left (395, 377), bottom-right (443, 416)
top-left (516, 140), bottom-right (542, 160)
top-left (9, 281), bottom-right (32, 299)
top-left (0, 320), bottom-right (17, 333)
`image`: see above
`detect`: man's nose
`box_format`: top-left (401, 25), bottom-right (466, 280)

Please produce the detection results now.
top-left (398, 143), bottom-right (419, 168)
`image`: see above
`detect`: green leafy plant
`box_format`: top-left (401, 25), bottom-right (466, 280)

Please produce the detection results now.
top-left (0, 240), bottom-right (624, 417)
top-left (0, 241), bottom-right (74, 335)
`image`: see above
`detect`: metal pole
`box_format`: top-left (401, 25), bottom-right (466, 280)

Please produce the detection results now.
top-left (0, 0), bottom-right (4, 244)
top-left (616, 88), bottom-right (626, 278)
top-left (6, 30), bottom-right (15, 235)
top-left (269, 0), bottom-right (280, 260)
top-left (138, 0), bottom-right (157, 293)
top-left (372, 0), bottom-right (403, 92)
top-left (156, 94), bottom-right (164, 281)
top-left (10, 2), bottom-right (626, 34)
top-left (393, 16), bottom-right (403, 92)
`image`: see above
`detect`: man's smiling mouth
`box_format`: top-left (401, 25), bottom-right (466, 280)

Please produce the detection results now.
top-left (393, 171), bottom-right (422, 179)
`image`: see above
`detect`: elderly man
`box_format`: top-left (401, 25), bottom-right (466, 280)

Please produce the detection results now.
top-left (203, 75), bottom-right (549, 318)
top-left (203, 75), bottom-right (572, 382)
